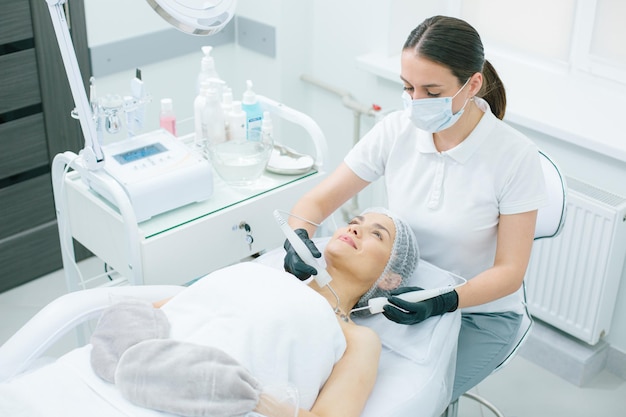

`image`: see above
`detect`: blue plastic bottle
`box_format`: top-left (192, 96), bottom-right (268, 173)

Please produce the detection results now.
top-left (241, 80), bottom-right (264, 142)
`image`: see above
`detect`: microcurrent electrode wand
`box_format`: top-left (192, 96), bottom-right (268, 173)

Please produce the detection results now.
top-left (273, 210), bottom-right (341, 310)
top-left (349, 285), bottom-right (459, 315)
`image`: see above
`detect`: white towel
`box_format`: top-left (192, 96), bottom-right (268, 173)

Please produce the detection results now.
top-left (115, 339), bottom-right (262, 417)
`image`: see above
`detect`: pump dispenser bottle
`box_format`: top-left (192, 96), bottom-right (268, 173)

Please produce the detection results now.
top-left (196, 46), bottom-right (220, 93)
top-left (241, 80), bottom-right (264, 142)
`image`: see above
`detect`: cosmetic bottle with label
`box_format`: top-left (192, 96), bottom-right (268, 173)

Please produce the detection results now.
top-left (159, 98), bottom-right (176, 136)
top-left (241, 80), bottom-right (263, 142)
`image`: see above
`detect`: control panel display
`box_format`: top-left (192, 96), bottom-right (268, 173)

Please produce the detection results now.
top-left (113, 143), bottom-right (167, 165)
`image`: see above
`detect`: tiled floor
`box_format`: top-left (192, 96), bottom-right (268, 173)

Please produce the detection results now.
top-left (458, 355), bottom-right (626, 416)
top-left (1, 264), bottom-right (625, 416)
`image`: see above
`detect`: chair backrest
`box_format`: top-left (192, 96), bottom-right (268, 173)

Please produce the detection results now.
top-left (494, 150), bottom-right (567, 373)
top-left (495, 284), bottom-right (533, 371)
top-left (534, 150), bottom-right (567, 240)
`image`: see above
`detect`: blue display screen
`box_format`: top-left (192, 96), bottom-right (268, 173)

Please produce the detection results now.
top-left (113, 143), bottom-right (167, 165)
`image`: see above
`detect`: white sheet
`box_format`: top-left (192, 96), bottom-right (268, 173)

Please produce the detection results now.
top-left (161, 262), bottom-right (346, 410)
top-left (0, 347), bottom-right (146, 417)
top-left (0, 242), bottom-right (461, 417)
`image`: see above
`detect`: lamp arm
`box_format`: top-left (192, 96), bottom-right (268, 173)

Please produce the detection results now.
top-left (46, 0), bottom-right (104, 170)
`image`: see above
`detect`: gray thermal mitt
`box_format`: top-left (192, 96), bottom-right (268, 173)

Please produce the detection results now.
top-left (90, 299), bottom-right (170, 383)
top-left (115, 339), bottom-right (262, 417)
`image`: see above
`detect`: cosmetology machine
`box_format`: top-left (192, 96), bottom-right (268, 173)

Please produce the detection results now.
top-left (48, 0), bottom-right (329, 289)
top-left (83, 129), bottom-right (214, 223)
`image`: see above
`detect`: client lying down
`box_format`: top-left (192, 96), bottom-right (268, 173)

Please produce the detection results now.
top-left (90, 208), bottom-right (419, 417)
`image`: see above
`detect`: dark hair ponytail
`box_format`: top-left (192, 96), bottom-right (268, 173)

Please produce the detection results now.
top-left (403, 15), bottom-right (507, 119)
top-left (480, 60), bottom-right (506, 120)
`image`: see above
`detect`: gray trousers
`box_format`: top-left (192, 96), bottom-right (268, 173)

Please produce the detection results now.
top-left (451, 311), bottom-right (523, 401)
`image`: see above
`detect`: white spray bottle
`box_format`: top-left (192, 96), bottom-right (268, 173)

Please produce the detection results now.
top-left (202, 82), bottom-right (226, 148)
top-left (222, 87), bottom-right (233, 140)
top-left (194, 80), bottom-right (211, 148)
top-left (227, 101), bottom-right (246, 142)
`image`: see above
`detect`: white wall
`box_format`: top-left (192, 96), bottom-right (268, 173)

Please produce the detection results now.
top-left (83, 0), bottom-right (312, 148)
top-left (84, 0), bottom-right (626, 354)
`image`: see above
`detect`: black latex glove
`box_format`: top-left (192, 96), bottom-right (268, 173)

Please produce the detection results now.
top-left (283, 228), bottom-right (322, 281)
top-left (382, 286), bottom-right (459, 325)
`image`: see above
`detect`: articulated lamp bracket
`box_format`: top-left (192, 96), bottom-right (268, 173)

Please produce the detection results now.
top-left (46, 0), bottom-right (103, 170)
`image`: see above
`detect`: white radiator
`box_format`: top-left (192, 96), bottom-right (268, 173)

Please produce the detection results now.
top-left (525, 177), bottom-right (626, 345)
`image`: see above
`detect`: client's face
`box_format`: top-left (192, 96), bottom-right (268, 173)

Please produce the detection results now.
top-left (324, 212), bottom-right (396, 287)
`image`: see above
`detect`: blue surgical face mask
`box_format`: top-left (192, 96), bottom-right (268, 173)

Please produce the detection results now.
top-left (402, 78), bottom-right (471, 133)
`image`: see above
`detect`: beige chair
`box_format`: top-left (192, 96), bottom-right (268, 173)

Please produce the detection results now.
top-left (442, 150), bottom-right (567, 417)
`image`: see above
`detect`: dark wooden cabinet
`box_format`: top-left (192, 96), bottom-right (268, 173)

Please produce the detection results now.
top-left (0, 0), bottom-right (90, 292)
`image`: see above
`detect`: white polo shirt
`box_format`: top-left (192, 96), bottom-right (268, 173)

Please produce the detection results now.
top-left (345, 98), bottom-right (547, 314)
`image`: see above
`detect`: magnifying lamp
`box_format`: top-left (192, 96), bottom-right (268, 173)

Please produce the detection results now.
top-left (146, 0), bottom-right (237, 35)
top-left (45, 0), bottom-right (237, 170)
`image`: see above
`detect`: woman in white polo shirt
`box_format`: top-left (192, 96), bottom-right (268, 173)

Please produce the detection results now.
top-left (283, 15), bottom-right (547, 402)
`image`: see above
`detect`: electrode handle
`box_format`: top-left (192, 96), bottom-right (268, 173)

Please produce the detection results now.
top-left (273, 210), bottom-right (332, 288)
top-left (366, 286), bottom-right (456, 314)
